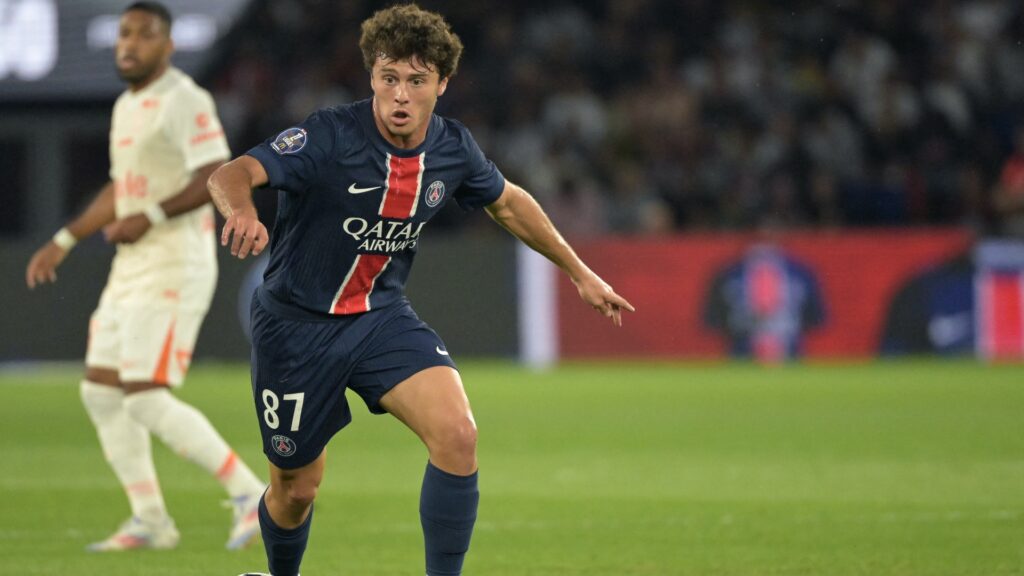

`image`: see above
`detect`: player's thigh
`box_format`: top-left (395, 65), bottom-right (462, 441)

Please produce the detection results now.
top-left (85, 367), bottom-right (120, 387)
top-left (378, 365), bottom-right (474, 444)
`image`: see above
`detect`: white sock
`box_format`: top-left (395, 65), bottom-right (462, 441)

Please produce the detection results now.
top-left (124, 389), bottom-right (263, 498)
top-left (79, 381), bottom-right (169, 524)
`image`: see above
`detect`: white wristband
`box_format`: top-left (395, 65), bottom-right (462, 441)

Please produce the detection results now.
top-left (52, 227), bottom-right (77, 251)
top-left (144, 203), bottom-right (168, 225)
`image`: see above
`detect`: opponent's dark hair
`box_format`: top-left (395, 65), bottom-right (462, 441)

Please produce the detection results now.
top-left (359, 3), bottom-right (463, 79)
top-left (123, 2), bottom-right (173, 35)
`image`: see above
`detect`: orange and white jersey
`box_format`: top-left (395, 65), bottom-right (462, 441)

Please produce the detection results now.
top-left (107, 66), bottom-right (229, 305)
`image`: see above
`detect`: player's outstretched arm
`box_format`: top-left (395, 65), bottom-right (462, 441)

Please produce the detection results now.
top-left (26, 181), bottom-right (116, 288)
top-left (485, 180), bottom-right (635, 326)
top-left (208, 155), bottom-right (270, 259)
top-left (104, 160), bottom-right (226, 244)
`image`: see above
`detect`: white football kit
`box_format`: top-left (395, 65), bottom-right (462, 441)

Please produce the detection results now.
top-left (86, 67), bottom-right (230, 385)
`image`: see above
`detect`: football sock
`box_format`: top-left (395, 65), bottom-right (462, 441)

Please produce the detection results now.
top-left (123, 388), bottom-right (263, 497)
top-left (79, 380), bottom-right (168, 525)
top-left (420, 462), bottom-right (479, 576)
top-left (259, 492), bottom-right (312, 576)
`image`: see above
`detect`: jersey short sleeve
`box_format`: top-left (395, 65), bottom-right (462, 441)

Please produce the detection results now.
top-left (166, 88), bottom-right (231, 171)
top-left (246, 110), bottom-right (339, 193)
top-left (453, 126), bottom-right (505, 210)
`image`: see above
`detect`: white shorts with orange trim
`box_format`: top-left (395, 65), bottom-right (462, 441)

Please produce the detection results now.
top-left (85, 277), bottom-right (212, 386)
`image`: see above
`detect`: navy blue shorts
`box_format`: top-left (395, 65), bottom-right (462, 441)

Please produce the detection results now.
top-left (250, 288), bottom-right (457, 469)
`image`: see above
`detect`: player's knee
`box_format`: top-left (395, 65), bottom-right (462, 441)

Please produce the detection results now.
top-left (123, 388), bottom-right (173, 426)
top-left (274, 470), bottom-right (321, 510)
top-left (286, 483), bottom-right (318, 509)
top-left (435, 417), bottom-right (477, 460)
top-left (276, 477), bottom-right (318, 510)
top-left (80, 380), bottom-right (124, 423)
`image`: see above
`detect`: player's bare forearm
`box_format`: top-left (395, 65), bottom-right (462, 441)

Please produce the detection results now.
top-left (209, 155), bottom-right (271, 259)
top-left (485, 181), bottom-right (635, 325)
top-left (66, 181), bottom-right (117, 240)
top-left (485, 181), bottom-right (591, 281)
top-left (103, 162), bottom-right (228, 245)
top-left (208, 155), bottom-right (268, 218)
top-left (26, 181), bottom-right (116, 287)
top-left (158, 160), bottom-right (224, 218)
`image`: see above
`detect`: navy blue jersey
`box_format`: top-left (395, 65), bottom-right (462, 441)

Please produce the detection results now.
top-left (247, 99), bottom-right (505, 317)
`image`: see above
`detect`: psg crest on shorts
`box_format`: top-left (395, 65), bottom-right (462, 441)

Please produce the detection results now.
top-left (271, 434), bottom-right (297, 457)
top-left (425, 180), bottom-right (445, 207)
top-left (271, 127), bottom-right (307, 155)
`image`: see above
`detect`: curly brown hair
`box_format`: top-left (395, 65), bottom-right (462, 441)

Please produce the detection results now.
top-left (359, 3), bottom-right (464, 79)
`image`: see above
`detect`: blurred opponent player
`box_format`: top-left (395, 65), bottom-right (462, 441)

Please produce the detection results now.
top-left (209, 4), bottom-right (635, 576)
top-left (24, 2), bottom-right (264, 552)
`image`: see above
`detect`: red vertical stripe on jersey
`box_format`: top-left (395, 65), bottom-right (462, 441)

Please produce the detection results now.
top-left (378, 152), bottom-right (425, 219)
top-left (984, 273), bottom-right (1024, 359)
top-left (330, 254), bottom-right (392, 314)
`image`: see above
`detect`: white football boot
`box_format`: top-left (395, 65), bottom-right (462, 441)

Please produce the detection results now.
top-left (86, 516), bottom-right (180, 551)
top-left (225, 492), bottom-right (263, 550)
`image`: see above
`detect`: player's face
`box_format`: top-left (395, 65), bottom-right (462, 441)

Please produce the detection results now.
top-left (115, 10), bottom-right (173, 88)
top-left (370, 56), bottom-right (448, 149)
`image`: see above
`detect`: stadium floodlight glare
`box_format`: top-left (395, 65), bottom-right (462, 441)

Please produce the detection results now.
top-left (86, 12), bottom-right (219, 52)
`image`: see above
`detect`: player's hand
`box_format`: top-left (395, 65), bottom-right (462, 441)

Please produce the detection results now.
top-left (573, 273), bottom-right (635, 327)
top-left (221, 208), bottom-right (268, 259)
top-left (26, 242), bottom-right (68, 289)
top-left (103, 214), bottom-right (151, 244)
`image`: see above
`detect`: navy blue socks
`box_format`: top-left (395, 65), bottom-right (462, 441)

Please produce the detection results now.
top-left (258, 493), bottom-right (313, 576)
top-left (256, 464), bottom-right (476, 576)
top-left (420, 462), bottom-right (479, 576)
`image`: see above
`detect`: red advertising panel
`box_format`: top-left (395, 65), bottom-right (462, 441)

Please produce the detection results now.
top-left (557, 230), bottom-right (974, 359)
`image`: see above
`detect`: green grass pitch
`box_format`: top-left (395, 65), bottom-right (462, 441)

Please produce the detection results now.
top-left (1, 360), bottom-right (1022, 575)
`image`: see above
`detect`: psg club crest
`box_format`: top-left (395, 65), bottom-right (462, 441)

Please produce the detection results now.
top-left (425, 180), bottom-right (445, 207)
top-left (271, 127), bottom-right (307, 155)
top-left (271, 434), bottom-right (297, 457)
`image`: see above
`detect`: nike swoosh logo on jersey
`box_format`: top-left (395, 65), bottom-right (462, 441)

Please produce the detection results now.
top-left (348, 184), bottom-right (382, 194)
top-left (436, 346), bottom-right (449, 356)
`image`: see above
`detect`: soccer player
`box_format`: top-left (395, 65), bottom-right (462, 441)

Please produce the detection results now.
top-left (24, 2), bottom-right (264, 552)
top-left (209, 4), bottom-right (635, 576)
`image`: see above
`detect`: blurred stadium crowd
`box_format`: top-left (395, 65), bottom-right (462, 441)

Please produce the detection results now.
top-left (210, 0), bottom-right (1024, 236)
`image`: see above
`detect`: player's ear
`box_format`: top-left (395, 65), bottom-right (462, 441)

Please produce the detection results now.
top-left (437, 77), bottom-right (448, 97)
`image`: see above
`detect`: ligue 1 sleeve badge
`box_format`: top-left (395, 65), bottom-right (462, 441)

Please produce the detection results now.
top-left (271, 127), bottom-right (307, 155)
top-left (425, 180), bottom-right (446, 207)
